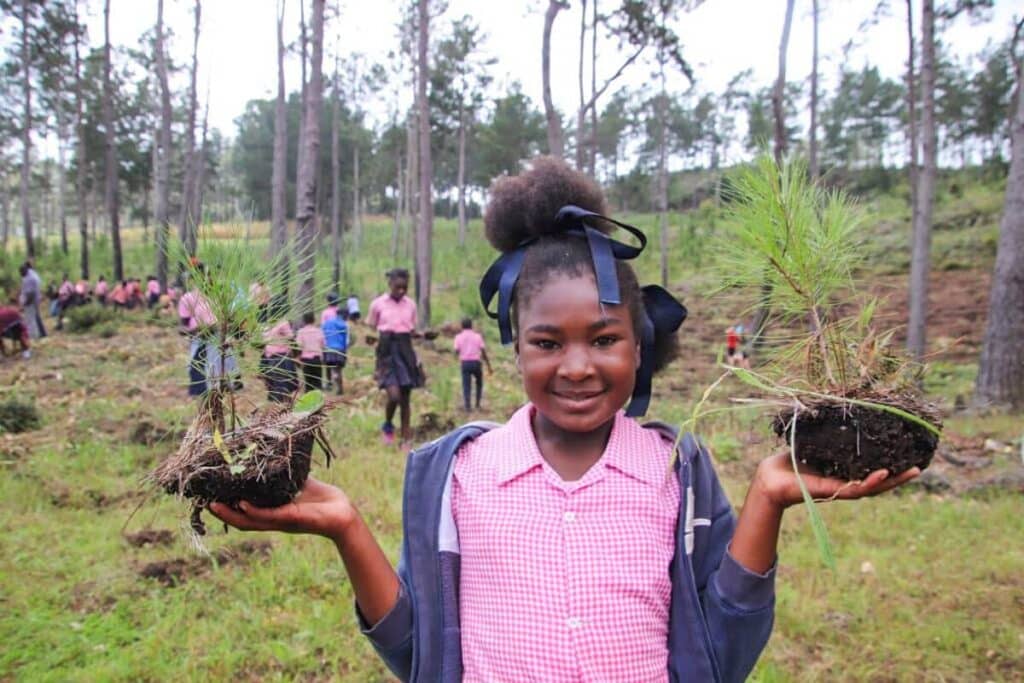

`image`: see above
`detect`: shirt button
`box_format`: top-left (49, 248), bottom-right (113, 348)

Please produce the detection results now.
top-left (566, 617), bottom-right (582, 629)
top-left (563, 511), bottom-right (576, 523)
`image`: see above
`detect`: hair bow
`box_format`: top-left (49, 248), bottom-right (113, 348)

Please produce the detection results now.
top-left (479, 205), bottom-right (687, 417)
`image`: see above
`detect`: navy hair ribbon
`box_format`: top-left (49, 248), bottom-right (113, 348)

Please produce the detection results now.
top-left (479, 204), bottom-right (687, 417)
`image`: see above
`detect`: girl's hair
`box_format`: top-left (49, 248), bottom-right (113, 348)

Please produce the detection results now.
top-left (302, 311), bottom-right (315, 325)
top-left (461, 317), bottom-right (472, 329)
top-left (386, 268), bottom-right (409, 281)
top-left (483, 156), bottom-right (678, 372)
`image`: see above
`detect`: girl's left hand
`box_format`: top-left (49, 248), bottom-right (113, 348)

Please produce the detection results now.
top-left (752, 452), bottom-right (921, 509)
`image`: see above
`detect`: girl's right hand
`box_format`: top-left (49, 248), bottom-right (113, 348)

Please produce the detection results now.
top-left (208, 477), bottom-right (357, 544)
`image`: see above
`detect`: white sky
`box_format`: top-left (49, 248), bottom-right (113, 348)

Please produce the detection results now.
top-left (60, 0), bottom-right (1024, 142)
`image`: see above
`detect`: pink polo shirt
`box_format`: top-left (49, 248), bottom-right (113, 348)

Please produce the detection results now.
top-left (320, 305), bottom-right (338, 325)
top-left (263, 320), bottom-right (293, 356)
top-left (453, 329), bottom-right (485, 362)
top-left (146, 280), bottom-right (160, 297)
top-left (367, 294), bottom-right (417, 333)
top-left (178, 290), bottom-right (216, 331)
top-left (95, 280), bottom-right (109, 297)
top-left (452, 404), bottom-right (680, 681)
top-left (295, 324), bottom-right (325, 359)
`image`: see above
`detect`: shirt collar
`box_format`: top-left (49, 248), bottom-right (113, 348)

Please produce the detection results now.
top-left (496, 404), bottom-right (665, 488)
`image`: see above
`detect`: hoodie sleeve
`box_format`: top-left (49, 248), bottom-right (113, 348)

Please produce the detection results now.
top-left (357, 555), bottom-right (415, 682)
top-left (691, 441), bottom-right (776, 683)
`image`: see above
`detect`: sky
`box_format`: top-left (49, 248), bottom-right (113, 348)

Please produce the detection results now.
top-left (56, 0), bottom-right (1024, 144)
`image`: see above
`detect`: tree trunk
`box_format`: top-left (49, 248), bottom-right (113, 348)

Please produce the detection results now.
top-left (103, 0), bottom-right (123, 281)
top-left (194, 96), bottom-right (210, 226)
top-left (392, 147), bottom-right (403, 259)
top-left (20, 0), bottom-right (34, 259)
top-left (907, 0), bottom-right (936, 361)
top-left (542, 0), bottom-right (566, 159)
top-left (271, 0), bottom-right (289, 291)
top-left (772, 0), bottom-right (796, 164)
top-left (56, 109), bottom-right (69, 255)
top-left (457, 104), bottom-right (467, 246)
top-left (576, 0), bottom-right (587, 170)
top-left (155, 0), bottom-right (173, 290)
top-left (295, 0), bottom-right (324, 315)
top-left (905, 0), bottom-right (920, 275)
top-left (416, 0), bottom-right (434, 326)
top-left (407, 106), bottom-right (418, 263)
top-left (1, 191), bottom-right (9, 250)
top-left (589, 0), bottom-right (598, 176)
top-left (974, 35), bottom-right (1024, 409)
top-left (178, 0), bottom-right (201, 256)
top-left (657, 55), bottom-right (669, 289)
top-left (808, 0), bottom-right (819, 179)
top-left (295, 0), bottom-right (308, 208)
top-left (353, 145), bottom-right (362, 248)
top-left (331, 67), bottom-right (341, 287)
top-left (74, 2), bottom-right (89, 279)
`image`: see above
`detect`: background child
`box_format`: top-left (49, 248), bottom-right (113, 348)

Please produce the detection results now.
top-left (322, 308), bottom-right (349, 394)
top-left (321, 292), bottom-right (340, 324)
top-left (146, 276), bottom-right (161, 309)
top-left (296, 311), bottom-right (325, 391)
top-left (259, 297), bottom-right (297, 403)
top-left (453, 317), bottom-right (491, 412)
top-left (367, 269), bottom-right (422, 446)
top-left (346, 292), bottom-right (361, 323)
top-left (94, 275), bottom-right (109, 306)
top-left (0, 305), bottom-right (32, 359)
top-left (211, 157), bottom-right (919, 682)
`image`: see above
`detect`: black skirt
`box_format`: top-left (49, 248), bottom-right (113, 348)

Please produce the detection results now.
top-left (374, 332), bottom-right (423, 389)
top-left (260, 353), bottom-right (299, 403)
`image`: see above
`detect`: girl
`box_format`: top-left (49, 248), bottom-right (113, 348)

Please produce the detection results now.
top-left (321, 292), bottom-right (340, 324)
top-left (211, 158), bottom-right (918, 682)
top-left (259, 296), bottom-right (298, 404)
top-left (94, 275), bottom-right (109, 306)
top-left (367, 269), bottom-right (422, 446)
top-left (146, 276), bottom-right (161, 309)
top-left (453, 317), bottom-right (491, 412)
top-left (296, 311), bottom-right (326, 391)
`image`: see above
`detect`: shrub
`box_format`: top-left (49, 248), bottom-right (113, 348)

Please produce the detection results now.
top-left (65, 304), bottom-right (119, 334)
top-left (0, 398), bottom-right (41, 433)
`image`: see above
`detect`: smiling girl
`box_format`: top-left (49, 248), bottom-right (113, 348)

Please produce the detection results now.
top-left (211, 157), bottom-right (919, 682)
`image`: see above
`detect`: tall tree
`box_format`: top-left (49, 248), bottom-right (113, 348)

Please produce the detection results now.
top-left (295, 0), bottom-right (324, 314)
top-left (905, 0), bottom-right (919, 255)
top-left (974, 19), bottom-right (1024, 409)
top-left (330, 55), bottom-right (341, 288)
top-left (154, 0), bottom-right (172, 289)
top-left (906, 0), bottom-right (936, 361)
top-left (73, 0), bottom-right (88, 278)
top-left (542, 0), bottom-right (568, 158)
top-left (416, 0), bottom-right (434, 325)
top-left (808, 0), bottom-right (820, 178)
top-left (178, 0), bottom-right (201, 256)
top-left (576, 0), bottom-right (589, 170)
top-left (271, 0), bottom-right (289, 289)
top-left (102, 0), bottom-right (123, 280)
top-left (19, 0), bottom-right (35, 258)
top-left (772, 0), bottom-right (796, 164)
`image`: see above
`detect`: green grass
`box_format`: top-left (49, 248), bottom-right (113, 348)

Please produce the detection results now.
top-left (1, 178), bottom-right (1022, 681)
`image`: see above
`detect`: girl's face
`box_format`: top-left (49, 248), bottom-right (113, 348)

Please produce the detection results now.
top-left (516, 273), bottom-right (640, 435)
top-left (388, 276), bottom-right (408, 301)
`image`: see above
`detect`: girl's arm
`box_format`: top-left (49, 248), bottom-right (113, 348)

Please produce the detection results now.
top-left (209, 478), bottom-right (400, 624)
top-left (729, 454), bottom-right (920, 574)
top-left (481, 347), bottom-right (492, 373)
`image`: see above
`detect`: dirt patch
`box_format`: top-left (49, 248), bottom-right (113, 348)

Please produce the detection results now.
top-left (138, 540), bottom-right (273, 587)
top-left (130, 420), bottom-right (185, 446)
top-left (68, 580), bottom-right (120, 614)
top-left (774, 397), bottom-right (941, 480)
top-left (414, 412), bottom-right (456, 442)
top-left (124, 529), bottom-right (175, 548)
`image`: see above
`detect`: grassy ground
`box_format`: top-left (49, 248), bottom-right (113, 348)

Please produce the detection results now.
top-left (2, 179), bottom-right (1022, 681)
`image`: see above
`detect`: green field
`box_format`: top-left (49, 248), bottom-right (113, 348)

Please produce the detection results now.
top-left (2, 178), bottom-right (1022, 681)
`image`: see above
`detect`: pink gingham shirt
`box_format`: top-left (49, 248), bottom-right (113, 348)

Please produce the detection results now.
top-left (452, 404), bottom-right (680, 682)
top-left (263, 320), bottom-right (293, 356)
top-left (295, 324), bottom-right (325, 359)
top-left (453, 329), bottom-right (485, 362)
top-left (320, 305), bottom-right (338, 325)
top-left (178, 290), bottom-right (215, 331)
top-left (367, 294), bottom-right (417, 333)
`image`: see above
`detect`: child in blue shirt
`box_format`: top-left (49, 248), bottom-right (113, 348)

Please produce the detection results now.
top-left (322, 309), bottom-right (349, 394)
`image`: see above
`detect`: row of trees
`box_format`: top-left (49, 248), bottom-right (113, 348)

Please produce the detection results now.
top-left (0, 0), bottom-right (1021, 407)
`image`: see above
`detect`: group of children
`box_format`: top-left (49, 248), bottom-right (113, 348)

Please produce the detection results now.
top-left (257, 292), bottom-right (353, 401)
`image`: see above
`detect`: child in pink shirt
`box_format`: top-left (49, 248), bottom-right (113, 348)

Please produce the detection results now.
top-left (453, 318), bottom-right (491, 411)
top-left (295, 311), bottom-right (326, 391)
top-left (213, 157), bottom-right (921, 683)
top-left (146, 276), bottom-right (161, 309)
top-left (367, 268), bottom-right (423, 446)
top-left (321, 292), bottom-right (340, 325)
top-left (260, 312), bottom-right (298, 403)
top-left (94, 276), bottom-right (109, 306)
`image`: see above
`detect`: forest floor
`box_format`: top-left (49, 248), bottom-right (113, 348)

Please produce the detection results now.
top-left (2, 195), bottom-right (1023, 681)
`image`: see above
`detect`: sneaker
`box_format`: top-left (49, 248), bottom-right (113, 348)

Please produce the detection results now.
top-left (381, 422), bottom-right (395, 445)
top-left (21, 350), bottom-right (31, 359)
